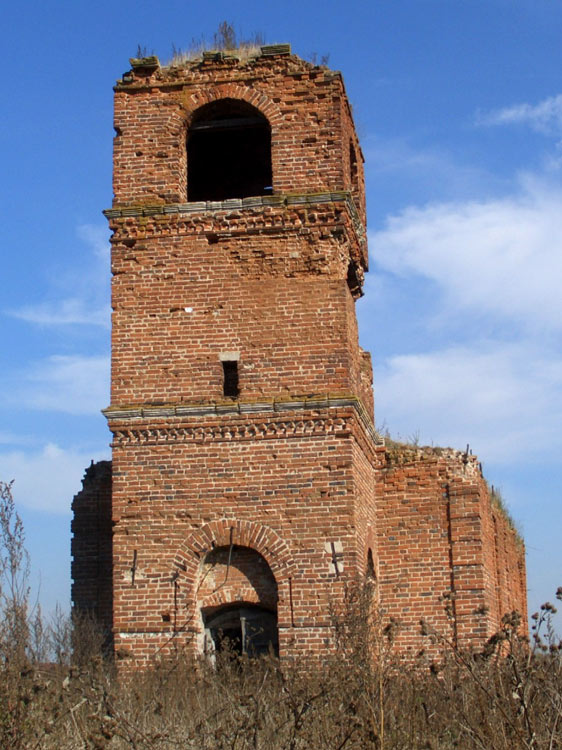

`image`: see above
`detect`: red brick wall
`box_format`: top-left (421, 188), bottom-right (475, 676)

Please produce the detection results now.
top-left (377, 445), bottom-right (527, 656)
top-left (108, 227), bottom-right (366, 407)
top-left (491, 506), bottom-right (527, 629)
top-left (108, 408), bottom-right (375, 664)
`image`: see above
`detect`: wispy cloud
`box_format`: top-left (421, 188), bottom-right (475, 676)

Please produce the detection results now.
top-left (0, 432), bottom-right (32, 446)
top-left (376, 343), bottom-right (562, 463)
top-left (370, 177), bottom-right (562, 332)
top-left (4, 354), bottom-right (110, 416)
top-left (7, 223), bottom-right (110, 329)
top-left (11, 298), bottom-right (110, 328)
top-left (77, 224), bottom-right (110, 260)
top-left (0, 443), bottom-right (110, 513)
top-left (478, 94), bottom-right (562, 137)
top-left (363, 135), bottom-right (497, 199)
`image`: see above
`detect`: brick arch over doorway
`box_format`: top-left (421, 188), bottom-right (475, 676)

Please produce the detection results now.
top-left (173, 519), bottom-right (297, 592)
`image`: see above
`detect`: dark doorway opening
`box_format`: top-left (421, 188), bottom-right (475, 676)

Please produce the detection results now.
top-left (188, 99), bottom-right (272, 202)
top-left (204, 604), bottom-right (279, 657)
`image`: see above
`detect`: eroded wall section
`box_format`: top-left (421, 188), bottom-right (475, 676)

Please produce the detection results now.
top-left (377, 444), bottom-right (526, 656)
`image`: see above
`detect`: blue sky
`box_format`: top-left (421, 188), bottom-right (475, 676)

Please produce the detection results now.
top-left (1, 0), bottom-right (561, 629)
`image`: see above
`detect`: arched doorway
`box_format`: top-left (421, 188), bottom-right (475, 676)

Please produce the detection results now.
top-left (187, 99), bottom-right (272, 202)
top-left (198, 545), bottom-right (278, 656)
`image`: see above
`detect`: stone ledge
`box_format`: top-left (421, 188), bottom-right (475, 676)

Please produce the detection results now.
top-left (103, 191), bottom-right (366, 248)
top-left (103, 396), bottom-right (382, 445)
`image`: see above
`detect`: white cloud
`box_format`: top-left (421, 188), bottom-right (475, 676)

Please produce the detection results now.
top-left (375, 343), bottom-right (562, 463)
top-left (77, 223), bottom-right (110, 260)
top-left (367, 174), bottom-right (562, 465)
top-left (11, 298), bottom-right (110, 328)
top-left (479, 94), bottom-right (562, 137)
top-left (10, 354), bottom-right (110, 415)
top-left (0, 443), bottom-right (110, 513)
top-left (370, 178), bottom-right (562, 332)
top-left (7, 223), bottom-right (110, 329)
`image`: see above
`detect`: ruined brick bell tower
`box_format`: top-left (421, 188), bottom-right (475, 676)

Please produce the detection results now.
top-left (72, 44), bottom-right (528, 666)
top-left (87, 44), bottom-right (381, 664)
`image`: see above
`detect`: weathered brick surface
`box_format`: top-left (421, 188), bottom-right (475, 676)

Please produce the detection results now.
top-left (106, 408), bottom-right (376, 662)
top-left (71, 47), bottom-right (526, 668)
top-left (111, 54), bottom-right (365, 227)
top-left (378, 446), bottom-right (527, 655)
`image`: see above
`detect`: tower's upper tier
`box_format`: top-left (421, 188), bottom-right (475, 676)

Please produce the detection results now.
top-left (111, 45), bottom-right (366, 233)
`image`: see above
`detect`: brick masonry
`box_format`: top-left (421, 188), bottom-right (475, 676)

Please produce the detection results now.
top-left (71, 45), bottom-right (526, 667)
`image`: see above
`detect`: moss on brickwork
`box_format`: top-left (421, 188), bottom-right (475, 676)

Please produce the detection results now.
top-left (489, 485), bottom-right (524, 547)
top-left (383, 436), bottom-right (450, 466)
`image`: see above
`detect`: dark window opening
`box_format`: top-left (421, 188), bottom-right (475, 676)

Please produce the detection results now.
top-left (222, 360), bottom-right (239, 398)
top-left (349, 141), bottom-right (359, 194)
top-left (204, 604), bottom-right (279, 657)
top-left (347, 261), bottom-right (362, 297)
top-left (366, 548), bottom-right (376, 581)
top-left (188, 99), bottom-right (272, 202)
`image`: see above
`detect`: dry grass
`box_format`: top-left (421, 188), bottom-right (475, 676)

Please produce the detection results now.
top-left (0, 589), bottom-right (561, 749)
top-left (2, 481), bottom-right (560, 749)
top-left (165, 22), bottom-right (267, 67)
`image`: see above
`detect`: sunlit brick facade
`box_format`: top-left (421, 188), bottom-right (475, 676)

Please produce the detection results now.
top-left (71, 46), bottom-right (526, 667)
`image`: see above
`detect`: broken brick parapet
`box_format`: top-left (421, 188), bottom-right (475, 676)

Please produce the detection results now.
top-left (383, 441), bottom-right (482, 479)
top-left (112, 51), bottom-right (366, 228)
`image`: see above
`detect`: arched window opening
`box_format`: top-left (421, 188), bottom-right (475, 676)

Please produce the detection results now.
top-left (366, 548), bottom-right (376, 582)
top-left (188, 99), bottom-right (272, 202)
top-left (204, 604), bottom-right (279, 657)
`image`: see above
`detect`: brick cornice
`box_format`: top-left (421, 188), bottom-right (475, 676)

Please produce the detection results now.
top-left (104, 395), bottom-right (382, 446)
top-left (103, 191), bottom-right (366, 254)
top-left (109, 415), bottom-right (347, 447)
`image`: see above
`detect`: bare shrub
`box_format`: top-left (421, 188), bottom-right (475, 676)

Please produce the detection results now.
top-left (0, 481), bottom-right (31, 668)
top-left (1, 480), bottom-right (562, 748)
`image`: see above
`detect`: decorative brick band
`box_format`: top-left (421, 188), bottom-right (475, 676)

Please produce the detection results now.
top-left (103, 191), bottom-right (366, 247)
top-left (110, 416), bottom-right (350, 446)
top-left (104, 396), bottom-right (383, 445)
top-left (175, 519), bottom-right (298, 585)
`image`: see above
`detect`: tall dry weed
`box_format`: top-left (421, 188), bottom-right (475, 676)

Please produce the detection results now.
top-left (1, 481), bottom-right (561, 748)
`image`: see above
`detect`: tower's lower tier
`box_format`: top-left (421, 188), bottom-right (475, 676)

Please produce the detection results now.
top-left (71, 403), bottom-right (527, 668)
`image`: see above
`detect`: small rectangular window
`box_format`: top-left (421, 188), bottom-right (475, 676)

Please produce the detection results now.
top-left (222, 361), bottom-right (239, 398)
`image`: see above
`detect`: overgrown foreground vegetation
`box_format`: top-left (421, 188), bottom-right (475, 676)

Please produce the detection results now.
top-left (2, 482), bottom-right (562, 749)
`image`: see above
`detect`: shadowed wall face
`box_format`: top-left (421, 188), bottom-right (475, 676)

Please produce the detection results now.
top-left (71, 460), bottom-right (113, 636)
